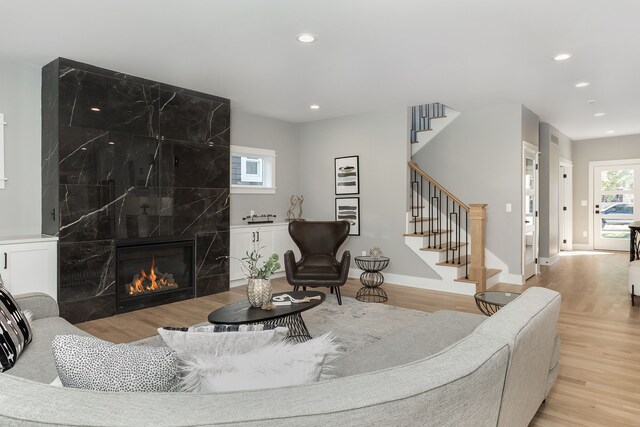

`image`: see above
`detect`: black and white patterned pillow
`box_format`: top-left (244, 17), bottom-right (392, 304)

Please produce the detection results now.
top-left (52, 335), bottom-right (180, 392)
top-left (0, 277), bottom-right (33, 372)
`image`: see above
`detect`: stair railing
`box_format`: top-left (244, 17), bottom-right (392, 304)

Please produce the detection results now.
top-left (408, 161), bottom-right (487, 290)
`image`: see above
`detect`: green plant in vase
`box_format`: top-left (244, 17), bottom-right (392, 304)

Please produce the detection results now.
top-left (224, 243), bottom-right (281, 308)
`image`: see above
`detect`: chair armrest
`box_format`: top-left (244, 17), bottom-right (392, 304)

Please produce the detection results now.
top-left (338, 250), bottom-right (351, 281)
top-left (284, 250), bottom-right (298, 280)
top-left (13, 292), bottom-right (59, 320)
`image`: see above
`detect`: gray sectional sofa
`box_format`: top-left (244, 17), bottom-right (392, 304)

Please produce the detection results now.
top-left (0, 287), bottom-right (560, 426)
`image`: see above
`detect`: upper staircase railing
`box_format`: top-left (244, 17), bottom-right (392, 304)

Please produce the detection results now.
top-left (408, 161), bottom-right (488, 291)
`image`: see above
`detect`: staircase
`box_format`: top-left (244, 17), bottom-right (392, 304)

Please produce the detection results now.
top-left (410, 103), bottom-right (461, 156)
top-left (405, 104), bottom-right (501, 295)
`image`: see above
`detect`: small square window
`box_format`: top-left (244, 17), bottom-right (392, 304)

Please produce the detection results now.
top-left (230, 146), bottom-right (276, 194)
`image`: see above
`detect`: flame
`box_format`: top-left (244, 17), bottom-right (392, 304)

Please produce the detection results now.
top-left (128, 257), bottom-right (179, 296)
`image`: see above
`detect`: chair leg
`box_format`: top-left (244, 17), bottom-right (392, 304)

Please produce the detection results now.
top-left (293, 286), bottom-right (299, 292)
top-left (633, 285), bottom-right (635, 307)
top-left (303, 286), bottom-right (307, 291)
top-left (335, 286), bottom-right (342, 305)
top-left (330, 287), bottom-right (334, 294)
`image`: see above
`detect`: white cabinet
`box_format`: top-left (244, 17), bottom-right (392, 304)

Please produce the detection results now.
top-left (229, 224), bottom-right (299, 283)
top-left (0, 236), bottom-right (58, 299)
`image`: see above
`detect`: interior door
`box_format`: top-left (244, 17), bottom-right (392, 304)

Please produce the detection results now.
top-left (593, 164), bottom-right (640, 250)
top-left (523, 144), bottom-right (539, 279)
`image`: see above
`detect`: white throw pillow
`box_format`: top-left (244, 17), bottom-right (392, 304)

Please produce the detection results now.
top-left (179, 332), bottom-right (342, 393)
top-left (52, 335), bottom-right (180, 392)
top-left (158, 325), bottom-right (289, 359)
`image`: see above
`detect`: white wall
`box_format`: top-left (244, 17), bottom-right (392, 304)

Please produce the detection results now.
top-left (229, 110), bottom-right (299, 225)
top-left (0, 59), bottom-right (42, 236)
top-left (297, 107), bottom-right (440, 279)
top-left (412, 104), bottom-right (524, 276)
top-left (572, 134), bottom-right (640, 245)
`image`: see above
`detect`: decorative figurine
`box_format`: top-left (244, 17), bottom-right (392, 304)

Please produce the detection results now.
top-left (369, 247), bottom-right (383, 259)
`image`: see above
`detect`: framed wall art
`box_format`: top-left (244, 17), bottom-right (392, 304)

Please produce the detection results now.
top-left (334, 155), bottom-right (359, 195)
top-left (335, 197), bottom-right (360, 236)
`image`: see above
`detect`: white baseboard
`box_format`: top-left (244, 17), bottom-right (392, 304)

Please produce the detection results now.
top-left (539, 254), bottom-right (560, 266)
top-left (229, 271), bottom-right (286, 288)
top-left (349, 268), bottom-right (477, 296)
top-left (572, 244), bottom-right (593, 251)
top-left (498, 272), bottom-right (525, 285)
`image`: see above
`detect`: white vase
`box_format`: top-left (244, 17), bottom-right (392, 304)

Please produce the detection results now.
top-left (247, 278), bottom-right (272, 308)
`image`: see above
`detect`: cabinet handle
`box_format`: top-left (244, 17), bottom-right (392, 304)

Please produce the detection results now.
top-left (251, 232), bottom-right (255, 243)
top-left (257, 231), bottom-right (260, 242)
top-left (3, 253), bottom-right (6, 269)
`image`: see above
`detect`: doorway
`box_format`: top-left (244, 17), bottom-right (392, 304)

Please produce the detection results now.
top-left (523, 142), bottom-right (539, 279)
top-left (559, 159), bottom-right (573, 251)
top-left (591, 160), bottom-right (640, 251)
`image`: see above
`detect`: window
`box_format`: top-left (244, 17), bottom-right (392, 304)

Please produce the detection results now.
top-left (230, 145), bottom-right (276, 194)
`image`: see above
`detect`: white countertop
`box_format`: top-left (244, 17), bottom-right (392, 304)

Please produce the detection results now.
top-left (0, 234), bottom-right (59, 245)
top-left (230, 222), bottom-right (289, 229)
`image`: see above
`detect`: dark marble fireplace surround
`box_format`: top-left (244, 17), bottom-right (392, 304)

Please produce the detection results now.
top-left (41, 58), bottom-right (231, 323)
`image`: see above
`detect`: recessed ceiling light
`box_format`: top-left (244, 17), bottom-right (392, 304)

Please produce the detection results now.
top-left (553, 53), bottom-right (571, 61)
top-left (587, 100), bottom-right (596, 104)
top-left (607, 130), bottom-right (615, 134)
top-left (296, 33), bottom-right (316, 43)
top-left (594, 112), bottom-right (606, 117)
top-left (309, 104), bottom-right (320, 110)
top-left (90, 107), bottom-right (101, 112)
top-left (575, 82), bottom-right (590, 88)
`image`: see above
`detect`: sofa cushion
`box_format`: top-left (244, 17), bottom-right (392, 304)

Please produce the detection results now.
top-left (179, 332), bottom-right (342, 392)
top-left (6, 316), bottom-right (91, 383)
top-left (0, 282), bottom-right (33, 373)
top-left (52, 334), bottom-right (181, 392)
top-left (332, 310), bottom-right (486, 376)
top-left (158, 324), bottom-right (289, 359)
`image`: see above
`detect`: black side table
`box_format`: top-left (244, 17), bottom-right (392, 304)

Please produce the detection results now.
top-left (474, 291), bottom-right (520, 316)
top-left (354, 256), bottom-right (390, 303)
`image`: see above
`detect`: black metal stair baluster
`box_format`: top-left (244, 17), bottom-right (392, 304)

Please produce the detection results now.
top-left (446, 195), bottom-right (449, 263)
top-left (412, 171), bottom-right (418, 235)
top-left (465, 210), bottom-right (469, 279)
top-left (429, 182), bottom-right (433, 248)
top-left (458, 204), bottom-right (462, 264)
top-left (438, 189), bottom-right (442, 249)
top-left (420, 176), bottom-right (424, 235)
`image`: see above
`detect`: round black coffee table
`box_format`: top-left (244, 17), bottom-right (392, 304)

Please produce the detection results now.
top-left (474, 291), bottom-right (521, 316)
top-left (208, 291), bottom-right (325, 343)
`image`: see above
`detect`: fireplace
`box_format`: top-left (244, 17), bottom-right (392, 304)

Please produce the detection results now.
top-left (116, 237), bottom-right (195, 313)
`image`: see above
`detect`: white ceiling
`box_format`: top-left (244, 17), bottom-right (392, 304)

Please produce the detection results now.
top-left (1, 0), bottom-right (639, 140)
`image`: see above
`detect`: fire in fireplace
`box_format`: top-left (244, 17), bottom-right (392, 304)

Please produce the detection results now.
top-left (128, 257), bottom-right (179, 296)
top-left (116, 237), bottom-right (195, 313)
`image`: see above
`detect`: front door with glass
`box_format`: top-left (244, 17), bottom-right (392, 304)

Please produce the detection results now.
top-left (593, 163), bottom-right (640, 251)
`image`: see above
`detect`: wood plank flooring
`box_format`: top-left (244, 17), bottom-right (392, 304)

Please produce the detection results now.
top-left (76, 251), bottom-right (640, 426)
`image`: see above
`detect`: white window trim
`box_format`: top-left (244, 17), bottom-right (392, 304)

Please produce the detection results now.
top-left (0, 113), bottom-right (6, 190)
top-left (230, 145), bottom-right (277, 194)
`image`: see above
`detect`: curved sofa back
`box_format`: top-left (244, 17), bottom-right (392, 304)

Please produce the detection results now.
top-left (0, 333), bottom-right (509, 426)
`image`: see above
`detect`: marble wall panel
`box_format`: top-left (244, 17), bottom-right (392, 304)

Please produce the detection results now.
top-left (59, 295), bottom-right (116, 324)
top-left (171, 188), bottom-right (230, 236)
top-left (159, 89), bottom-right (230, 145)
top-left (59, 68), bottom-right (159, 137)
top-left (59, 240), bottom-right (115, 302)
top-left (58, 128), bottom-right (160, 188)
top-left (196, 231), bottom-right (229, 278)
top-left (160, 140), bottom-right (229, 189)
top-left (58, 184), bottom-right (123, 241)
top-left (196, 274), bottom-right (229, 297)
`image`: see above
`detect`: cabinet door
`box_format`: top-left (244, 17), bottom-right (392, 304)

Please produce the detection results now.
top-left (254, 229), bottom-right (275, 260)
top-left (229, 229), bottom-right (254, 281)
top-left (2, 242), bottom-right (58, 299)
top-left (273, 226), bottom-right (299, 273)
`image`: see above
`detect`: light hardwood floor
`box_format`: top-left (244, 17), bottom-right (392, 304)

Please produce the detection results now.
top-left (77, 251), bottom-right (640, 426)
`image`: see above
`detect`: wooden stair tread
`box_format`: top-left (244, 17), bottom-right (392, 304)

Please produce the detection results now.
top-left (403, 230), bottom-right (450, 237)
top-left (420, 242), bottom-right (468, 252)
top-left (454, 268), bottom-right (501, 284)
top-left (409, 217), bottom-right (436, 223)
top-left (436, 256), bottom-right (470, 267)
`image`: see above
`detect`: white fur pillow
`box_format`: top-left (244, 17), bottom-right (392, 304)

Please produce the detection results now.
top-left (180, 333), bottom-right (342, 393)
top-left (158, 325), bottom-right (289, 359)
